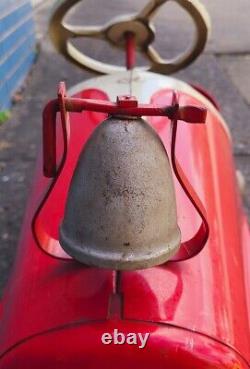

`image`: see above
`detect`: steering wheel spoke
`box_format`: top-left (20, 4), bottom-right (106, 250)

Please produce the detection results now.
top-left (63, 23), bottom-right (106, 39)
top-left (145, 45), bottom-right (164, 64)
top-left (137, 0), bottom-right (168, 21)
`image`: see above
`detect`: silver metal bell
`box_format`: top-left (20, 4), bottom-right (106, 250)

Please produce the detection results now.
top-left (60, 117), bottom-right (181, 270)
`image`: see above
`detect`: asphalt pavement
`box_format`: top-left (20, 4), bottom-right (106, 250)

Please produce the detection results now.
top-left (0, 0), bottom-right (249, 295)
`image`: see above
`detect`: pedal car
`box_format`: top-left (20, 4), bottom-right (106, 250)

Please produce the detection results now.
top-left (0, 0), bottom-right (249, 368)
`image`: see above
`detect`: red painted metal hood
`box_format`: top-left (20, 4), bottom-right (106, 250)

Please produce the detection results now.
top-left (0, 321), bottom-right (248, 369)
top-left (0, 87), bottom-right (249, 367)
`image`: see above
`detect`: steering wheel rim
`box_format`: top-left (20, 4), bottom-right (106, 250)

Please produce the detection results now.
top-left (49, 0), bottom-right (211, 75)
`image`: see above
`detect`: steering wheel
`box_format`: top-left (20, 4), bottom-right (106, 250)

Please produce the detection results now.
top-left (49, 0), bottom-right (211, 75)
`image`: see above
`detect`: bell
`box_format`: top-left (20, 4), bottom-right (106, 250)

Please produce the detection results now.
top-left (60, 117), bottom-right (181, 270)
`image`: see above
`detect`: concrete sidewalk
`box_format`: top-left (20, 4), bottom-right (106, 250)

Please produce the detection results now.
top-left (0, 0), bottom-right (249, 294)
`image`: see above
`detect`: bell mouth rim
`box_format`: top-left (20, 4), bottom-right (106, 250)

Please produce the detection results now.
top-left (59, 226), bottom-right (181, 270)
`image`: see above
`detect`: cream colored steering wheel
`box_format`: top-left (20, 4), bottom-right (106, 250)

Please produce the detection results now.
top-left (49, 0), bottom-right (211, 75)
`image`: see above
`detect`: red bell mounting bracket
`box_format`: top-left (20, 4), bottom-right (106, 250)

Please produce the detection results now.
top-left (40, 82), bottom-right (209, 263)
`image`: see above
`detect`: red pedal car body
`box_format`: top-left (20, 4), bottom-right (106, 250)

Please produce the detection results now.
top-left (0, 0), bottom-right (249, 368)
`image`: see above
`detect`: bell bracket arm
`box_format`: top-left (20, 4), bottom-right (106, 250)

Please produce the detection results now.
top-left (169, 91), bottom-right (209, 261)
top-left (43, 83), bottom-right (70, 177)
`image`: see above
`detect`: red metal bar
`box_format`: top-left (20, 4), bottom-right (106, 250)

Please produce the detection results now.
top-left (125, 32), bottom-right (136, 70)
top-left (62, 97), bottom-right (206, 121)
top-left (169, 92), bottom-right (209, 261)
top-left (43, 99), bottom-right (59, 177)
